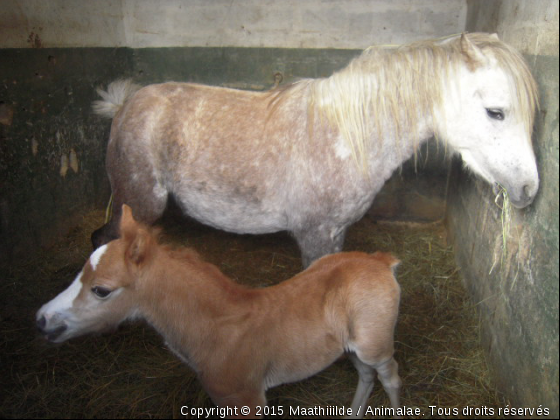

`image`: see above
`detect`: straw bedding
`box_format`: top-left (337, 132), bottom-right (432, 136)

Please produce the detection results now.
top-left (0, 209), bottom-right (507, 418)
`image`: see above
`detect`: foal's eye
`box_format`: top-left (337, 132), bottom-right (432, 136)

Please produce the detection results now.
top-left (486, 108), bottom-right (505, 121)
top-left (91, 286), bottom-right (112, 299)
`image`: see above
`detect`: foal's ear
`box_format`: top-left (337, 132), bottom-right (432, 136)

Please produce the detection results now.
top-left (120, 204), bottom-right (138, 237)
top-left (119, 205), bottom-right (151, 266)
top-left (126, 228), bottom-right (151, 266)
top-left (460, 33), bottom-right (488, 70)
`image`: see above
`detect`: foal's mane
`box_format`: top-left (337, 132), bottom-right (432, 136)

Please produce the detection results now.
top-left (274, 33), bottom-right (538, 170)
top-left (149, 231), bottom-right (245, 289)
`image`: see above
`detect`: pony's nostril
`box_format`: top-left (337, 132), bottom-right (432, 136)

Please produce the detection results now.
top-left (522, 184), bottom-right (533, 199)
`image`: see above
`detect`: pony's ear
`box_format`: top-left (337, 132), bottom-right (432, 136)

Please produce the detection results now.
top-left (460, 33), bottom-right (488, 70)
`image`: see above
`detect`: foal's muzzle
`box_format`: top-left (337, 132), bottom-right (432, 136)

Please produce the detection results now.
top-left (36, 315), bottom-right (68, 342)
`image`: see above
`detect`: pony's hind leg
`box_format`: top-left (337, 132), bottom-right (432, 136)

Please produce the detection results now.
top-left (91, 167), bottom-right (168, 248)
top-left (91, 216), bottom-right (118, 249)
top-left (294, 224), bottom-right (347, 268)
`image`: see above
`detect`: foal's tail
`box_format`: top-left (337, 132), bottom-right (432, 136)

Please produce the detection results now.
top-left (92, 79), bottom-right (142, 119)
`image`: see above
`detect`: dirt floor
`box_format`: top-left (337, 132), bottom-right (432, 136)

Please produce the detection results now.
top-left (0, 210), bottom-right (508, 418)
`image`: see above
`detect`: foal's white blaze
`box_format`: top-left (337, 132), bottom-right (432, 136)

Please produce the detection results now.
top-left (37, 270), bottom-right (84, 322)
top-left (36, 245), bottom-right (108, 341)
top-left (39, 245), bottom-right (105, 321)
top-left (89, 244), bottom-right (108, 271)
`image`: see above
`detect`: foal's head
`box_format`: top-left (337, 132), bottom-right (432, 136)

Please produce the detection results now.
top-left (36, 205), bottom-right (153, 343)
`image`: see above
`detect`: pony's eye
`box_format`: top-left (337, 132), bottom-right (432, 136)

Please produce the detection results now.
top-left (486, 108), bottom-right (505, 121)
top-left (91, 286), bottom-right (112, 299)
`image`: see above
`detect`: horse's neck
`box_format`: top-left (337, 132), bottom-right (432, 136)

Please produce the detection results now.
top-left (366, 114), bottom-right (435, 184)
top-left (135, 249), bottom-right (248, 365)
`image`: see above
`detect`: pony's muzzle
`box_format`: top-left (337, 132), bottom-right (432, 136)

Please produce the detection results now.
top-left (513, 180), bottom-right (539, 208)
top-left (520, 184), bottom-right (537, 206)
top-left (496, 180), bottom-right (538, 209)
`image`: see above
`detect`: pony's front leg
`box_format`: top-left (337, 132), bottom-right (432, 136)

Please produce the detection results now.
top-left (294, 224), bottom-right (347, 267)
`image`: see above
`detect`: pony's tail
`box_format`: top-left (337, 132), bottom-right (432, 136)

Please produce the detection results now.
top-left (92, 79), bottom-right (142, 119)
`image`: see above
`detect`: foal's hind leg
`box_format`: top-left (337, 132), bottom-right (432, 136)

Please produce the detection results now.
top-left (348, 354), bottom-right (401, 419)
top-left (374, 357), bottom-right (401, 410)
top-left (348, 353), bottom-right (377, 419)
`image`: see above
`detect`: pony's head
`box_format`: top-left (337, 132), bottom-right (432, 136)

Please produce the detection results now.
top-left (309, 33), bottom-right (539, 207)
top-left (36, 205), bottom-right (152, 342)
top-left (437, 33), bottom-right (539, 208)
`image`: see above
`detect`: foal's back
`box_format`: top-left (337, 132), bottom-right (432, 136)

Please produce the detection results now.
top-left (230, 251), bottom-right (401, 388)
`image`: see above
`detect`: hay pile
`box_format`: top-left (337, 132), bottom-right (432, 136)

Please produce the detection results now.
top-left (0, 210), bottom-right (507, 418)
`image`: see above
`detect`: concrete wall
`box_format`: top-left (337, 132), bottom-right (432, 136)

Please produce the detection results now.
top-left (0, 48), bottom-right (131, 264)
top-left (1, 0), bottom-right (466, 48)
top-left (447, 0), bottom-right (559, 415)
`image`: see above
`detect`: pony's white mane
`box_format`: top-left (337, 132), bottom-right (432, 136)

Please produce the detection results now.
top-left (307, 33), bottom-right (539, 169)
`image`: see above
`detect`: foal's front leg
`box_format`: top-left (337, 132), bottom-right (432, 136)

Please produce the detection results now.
top-left (210, 389), bottom-right (267, 419)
